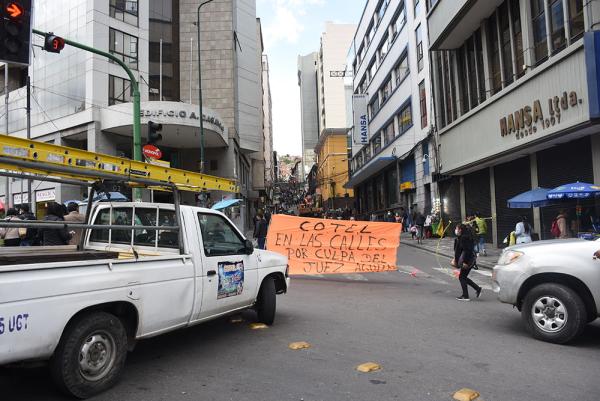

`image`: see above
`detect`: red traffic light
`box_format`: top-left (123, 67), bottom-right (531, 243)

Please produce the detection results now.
top-left (5, 2), bottom-right (24, 18)
top-left (43, 33), bottom-right (65, 53)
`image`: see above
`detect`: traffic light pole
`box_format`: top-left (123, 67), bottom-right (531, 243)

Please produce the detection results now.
top-left (32, 29), bottom-right (143, 201)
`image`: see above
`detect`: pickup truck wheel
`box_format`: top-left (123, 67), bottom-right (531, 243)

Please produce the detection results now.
top-left (256, 277), bottom-right (276, 325)
top-left (50, 312), bottom-right (128, 399)
top-left (521, 283), bottom-right (587, 344)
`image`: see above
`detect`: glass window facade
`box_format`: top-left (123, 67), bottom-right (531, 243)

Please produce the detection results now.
top-left (531, 0), bottom-right (548, 64)
top-left (109, 28), bottom-right (138, 70)
top-left (149, 0), bottom-right (180, 101)
top-left (568, 0), bottom-right (584, 40)
top-left (390, 4), bottom-right (406, 40)
top-left (416, 25), bottom-right (424, 72)
top-left (109, 75), bottom-right (132, 105)
top-left (511, 0), bottom-right (525, 79)
top-left (398, 103), bottom-right (412, 134)
top-left (499, 2), bottom-right (514, 86)
top-left (110, 0), bottom-right (139, 26)
top-left (394, 53), bottom-right (409, 86)
top-left (488, 14), bottom-right (502, 94)
top-left (549, 0), bottom-right (566, 52)
top-left (384, 120), bottom-right (395, 145)
top-left (381, 77), bottom-right (392, 104)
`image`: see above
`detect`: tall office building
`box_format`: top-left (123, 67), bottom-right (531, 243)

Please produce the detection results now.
top-left (0, 0), bottom-right (270, 232)
top-left (346, 0), bottom-right (436, 219)
top-left (297, 52), bottom-right (319, 181)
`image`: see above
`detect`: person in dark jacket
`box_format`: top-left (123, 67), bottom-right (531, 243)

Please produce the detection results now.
top-left (18, 204), bottom-right (38, 246)
top-left (415, 212), bottom-right (426, 244)
top-left (452, 223), bottom-right (482, 301)
top-left (40, 202), bottom-right (71, 246)
top-left (254, 210), bottom-right (268, 250)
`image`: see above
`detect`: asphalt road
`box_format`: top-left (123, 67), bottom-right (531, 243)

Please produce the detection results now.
top-left (2, 246), bottom-right (599, 401)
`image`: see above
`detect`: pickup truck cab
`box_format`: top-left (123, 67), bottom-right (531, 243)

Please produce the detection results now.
top-left (0, 202), bottom-right (289, 398)
top-left (493, 238), bottom-right (599, 344)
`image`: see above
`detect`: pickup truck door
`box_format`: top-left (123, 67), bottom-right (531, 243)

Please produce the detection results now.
top-left (193, 212), bottom-right (259, 319)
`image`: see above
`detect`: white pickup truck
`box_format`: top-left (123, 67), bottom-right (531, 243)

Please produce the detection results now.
top-left (0, 202), bottom-right (289, 398)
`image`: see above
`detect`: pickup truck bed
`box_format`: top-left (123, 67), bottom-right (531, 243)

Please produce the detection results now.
top-left (0, 246), bottom-right (119, 266)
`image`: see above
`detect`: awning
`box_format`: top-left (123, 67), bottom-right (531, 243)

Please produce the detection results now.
top-left (344, 157), bottom-right (396, 189)
top-left (211, 198), bottom-right (242, 210)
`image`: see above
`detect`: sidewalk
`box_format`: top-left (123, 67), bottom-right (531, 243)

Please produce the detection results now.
top-left (400, 232), bottom-right (502, 269)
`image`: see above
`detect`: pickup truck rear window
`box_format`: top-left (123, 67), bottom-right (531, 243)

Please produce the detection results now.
top-left (198, 213), bottom-right (246, 256)
top-left (90, 207), bottom-right (178, 249)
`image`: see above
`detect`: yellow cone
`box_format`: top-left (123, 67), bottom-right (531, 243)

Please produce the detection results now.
top-left (356, 362), bottom-right (381, 373)
top-left (249, 323), bottom-right (268, 330)
top-left (288, 341), bottom-right (311, 350)
top-left (453, 388), bottom-right (480, 401)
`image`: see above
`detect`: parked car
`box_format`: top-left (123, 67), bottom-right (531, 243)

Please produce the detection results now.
top-left (0, 203), bottom-right (289, 398)
top-left (493, 238), bottom-right (600, 344)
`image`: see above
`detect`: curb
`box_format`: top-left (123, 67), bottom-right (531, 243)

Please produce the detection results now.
top-left (401, 240), bottom-right (496, 270)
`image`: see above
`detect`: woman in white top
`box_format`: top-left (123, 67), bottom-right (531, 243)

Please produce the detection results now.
top-left (514, 216), bottom-right (533, 244)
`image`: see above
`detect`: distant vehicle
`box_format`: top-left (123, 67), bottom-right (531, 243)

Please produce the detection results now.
top-left (493, 239), bottom-right (600, 344)
top-left (0, 203), bottom-right (289, 398)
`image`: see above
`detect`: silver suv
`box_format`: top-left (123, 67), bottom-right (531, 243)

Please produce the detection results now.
top-left (493, 238), bottom-right (600, 344)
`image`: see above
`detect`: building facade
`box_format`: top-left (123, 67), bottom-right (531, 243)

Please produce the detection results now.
top-left (428, 0), bottom-right (600, 246)
top-left (0, 0), bottom-right (270, 233)
top-left (315, 129), bottom-right (353, 210)
top-left (346, 0), bottom-right (436, 220)
top-left (297, 52), bottom-right (319, 181)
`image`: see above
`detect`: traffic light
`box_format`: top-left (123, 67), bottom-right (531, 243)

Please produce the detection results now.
top-left (0, 1), bottom-right (32, 65)
top-left (43, 33), bottom-right (65, 53)
top-left (148, 121), bottom-right (163, 145)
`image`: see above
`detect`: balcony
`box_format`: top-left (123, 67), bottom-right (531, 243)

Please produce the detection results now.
top-left (427, 0), bottom-right (504, 50)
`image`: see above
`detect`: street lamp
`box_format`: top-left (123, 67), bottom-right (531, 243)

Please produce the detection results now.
top-left (196, 0), bottom-right (214, 173)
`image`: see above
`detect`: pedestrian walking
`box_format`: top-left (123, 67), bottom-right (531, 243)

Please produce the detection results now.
top-left (18, 204), bottom-right (38, 246)
top-left (64, 202), bottom-right (86, 246)
top-left (254, 210), bottom-right (268, 250)
top-left (452, 223), bottom-right (482, 301)
top-left (39, 201), bottom-right (71, 246)
top-left (415, 211), bottom-right (426, 244)
top-left (474, 212), bottom-right (488, 256)
top-left (0, 208), bottom-right (22, 246)
top-left (515, 216), bottom-right (533, 244)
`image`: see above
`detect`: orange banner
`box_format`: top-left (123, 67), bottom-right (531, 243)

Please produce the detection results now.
top-left (266, 215), bottom-right (402, 275)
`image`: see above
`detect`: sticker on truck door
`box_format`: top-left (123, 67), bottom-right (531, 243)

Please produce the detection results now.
top-left (217, 261), bottom-right (244, 299)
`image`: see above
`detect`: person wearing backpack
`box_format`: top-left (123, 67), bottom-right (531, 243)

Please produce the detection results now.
top-left (552, 210), bottom-right (570, 239)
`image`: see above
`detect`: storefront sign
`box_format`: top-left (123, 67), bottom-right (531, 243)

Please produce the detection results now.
top-left (13, 193), bottom-right (29, 204)
top-left (500, 91), bottom-right (582, 140)
top-left (352, 94), bottom-right (369, 145)
top-left (36, 189), bottom-right (56, 202)
top-left (400, 182), bottom-right (414, 191)
top-left (143, 144), bottom-right (162, 160)
top-left (140, 108), bottom-right (225, 133)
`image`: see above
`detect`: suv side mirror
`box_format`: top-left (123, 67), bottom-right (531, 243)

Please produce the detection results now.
top-left (244, 239), bottom-right (254, 255)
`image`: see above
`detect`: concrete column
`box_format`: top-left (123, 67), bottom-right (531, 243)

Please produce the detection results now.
top-left (459, 175), bottom-right (466, 221)
top-left (495, 10), bottom-right (506, 88)
top-left (592, 134), bottom-right (600, 183)
top-left (544, 0), bottom-right (553, 57)
top-left (508, 0), bottom-right (518, 81)
top-left (480, 20), bottom-right (493, 99)
top-left (489, 166), bottom-right (498, 248)
top-left (562, 0), bottom-right (571, 45)
top-left (530, 153), bottom-right (542, 233)
top-left (521, 0), bottom-right (536, 71)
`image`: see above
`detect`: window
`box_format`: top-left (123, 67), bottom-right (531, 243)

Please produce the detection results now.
top-left (398, 103), bottom-right (412, 134)
top-left (390, 4), bottom-right (406, 40)
top-left (427, 0), bottom-right (439, 11)
top-left (381, 77), bottom-right (393, 104)
top-left (415, 25), bottom-right (424, 72)
top-left (110, 0), bottom-right (138, 26)
top-left (364, 146), bottom-right (371, 162)
top-left (436, 53), bottom-right (447, 127)
top-left (366, 23), bottom-right (375, 47)
top-left (198, 213), bottom-right (246, 257)
top-left (369, 95), bottom-right (380, 118)
top-left (358, 78), bottom-right (367, 94)
top-left (499, 2), bottom-right (513, 85)
top-left (419, 80), bottom-right (428, 128)
top-left (457, 47), bottom-right (469, 114)
top-left (568, 0), bottom-right (584, 40)
top-left (511, 0), bottom-right (525, 79)
top-left (377, 0), bottom-right (389, 22)
top-left (358, 44), bottom-right (365, 65)
top-left (414, 0), bottom-right (420, 17)
top-left (531, 0), bottom-right (548, 64)
top-left (371, 134), bottom-right (382, 154)
top-left (549, 0), bottom-right (566, 52)
top-left (379, 35), bottom-right (390, 61)
top-left (422, 140), bottom-right (430, 176)
top-left (109, 75), bottom-right (132, 105)
top-left (368, 59), bottom-right (378, 81)
top-left (384, 120), bottom-right (395, 145)
top-left (487, 14), bottom-right (502, 94)
top-left (394, 52), bottom-right (409, 86)
top-left (109, 28), bottom-right (138, 70)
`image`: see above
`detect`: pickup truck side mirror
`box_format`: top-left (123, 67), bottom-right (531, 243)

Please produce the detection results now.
top-left (244, 239), bottom-right (254, 255)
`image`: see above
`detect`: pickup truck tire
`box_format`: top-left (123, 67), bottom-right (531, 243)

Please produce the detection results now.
top-left (521, 283), bottom-right (587, 344)
top-left (50, 312), bottom-right (128, 399)
top-left (256, 277), bottom-right (276, 325)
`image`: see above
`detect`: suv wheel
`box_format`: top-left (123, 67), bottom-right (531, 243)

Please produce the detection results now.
top-left (522, 283), bottom-right (587, 344)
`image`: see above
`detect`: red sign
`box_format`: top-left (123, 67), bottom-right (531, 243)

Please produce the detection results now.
top-left (6, 2), bottom-right (24, 18)
top-left (143, 144), bottom-right (162, 160)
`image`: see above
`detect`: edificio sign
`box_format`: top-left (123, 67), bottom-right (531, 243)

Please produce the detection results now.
top-left (499, 91), bottom-right (581, 140)
top-left (140, 108), bottom-right (225, 134)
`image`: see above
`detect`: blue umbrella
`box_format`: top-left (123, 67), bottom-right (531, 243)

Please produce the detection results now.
top-left (211, 199), bottom-right (242, 210)
top-left (547, 182), bottom-right (600, 200)
top-left (507, 187), bottom-right (552, 208)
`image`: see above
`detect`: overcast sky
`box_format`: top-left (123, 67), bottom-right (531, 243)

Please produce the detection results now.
top-left (256, 0), bottom-right (362, 156)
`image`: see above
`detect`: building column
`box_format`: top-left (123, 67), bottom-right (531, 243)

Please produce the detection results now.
top-left (480, 20), bottom-right (493, 100)
top-left (459, 175), bottom-right (466, 222)
top-left (521, 0), bottom-right (536, 71)
top-left (544, 0), bottom-right (553, 57)
top-left (592, 134), bottom-right (600, 183)
top-left (495, 10), bottom-right (507, 88)
top-left (530, 153), bottom-right (542, 233)
top-left (508, 0), bottom-right (518, 80)
top-left (489, 166), bottom-right (498, 248)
